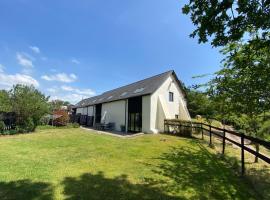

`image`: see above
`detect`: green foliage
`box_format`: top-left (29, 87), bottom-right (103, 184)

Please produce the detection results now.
top-left (10, 85), bottom-right (50, 132)
top-left (206, 42), bottom-right (270, 137)
top-left (49, 99), bottom-right (70, 111)
top-left (10, 85), bottom-right (49, 130)
top-left (182, 0), bottom-right (270, 47)
top-left (16, 117), bottom-right (35, 133)
top-left (39, 115), bottom-right (50, 125)
top-left (36, 125), bottom-right (57, 130)
top-left (69, 123), bottom-right (80, 128)
top-left (0, 90), bottom-right (11, 112)
top-left (37, 123), bottom-right (80, 130)
top-left (259, 120), bottom-right (270, 139)
top-left (185, 89), bottom-right (216, 119)
top-left (0, 121), bottom-right (5, 132)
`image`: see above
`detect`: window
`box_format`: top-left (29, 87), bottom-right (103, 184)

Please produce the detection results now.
top-left (169, 92), bottom-right (174, 102)
top-left (175, 115), bottom-right (179, 119)
top-left (134, 88), bottom-right (145, 93)
top-left (121, 92), bottom-right (128, 96)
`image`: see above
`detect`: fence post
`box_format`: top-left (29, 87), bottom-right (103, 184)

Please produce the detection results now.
top-left (222, 129), bottom-right (226, 154)
top-left (164, 120), bottom-right (166, 133)
top-left (201, 123), bottom-right (204, 140)
top-left (209, 125), bottom-right (212, 147)
top-left (241, 133), bottom-right (245, 176)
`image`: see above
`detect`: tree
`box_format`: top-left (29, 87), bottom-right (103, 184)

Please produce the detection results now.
top-left (182, 0), bottom-right (270, 47)
top-left (183, 0), bottom-right (270, 162)
top-left (207, 42), bottom-right (270, 162)
top-left (50, 100), bottom-right (70, 112)
top-left (10, 85), bottom-right (50, 131)
top-left (185, 88), bottom-right (216, 120)
top-left (0, 90), bottom-right (11, 112)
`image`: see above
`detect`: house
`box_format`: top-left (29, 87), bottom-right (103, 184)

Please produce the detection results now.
top-left (74, 70), bottom-right (191, 133)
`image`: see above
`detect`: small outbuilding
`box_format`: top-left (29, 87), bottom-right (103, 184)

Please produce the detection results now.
top-left (74, 70), bottom-right (191, 133)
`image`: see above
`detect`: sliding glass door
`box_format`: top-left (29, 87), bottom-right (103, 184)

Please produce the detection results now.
top-left (128, 96), bottom-right (142, 132)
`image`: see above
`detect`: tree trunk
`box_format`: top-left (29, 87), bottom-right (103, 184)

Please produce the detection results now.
top-left (254, 143), bottom-right (259, 163)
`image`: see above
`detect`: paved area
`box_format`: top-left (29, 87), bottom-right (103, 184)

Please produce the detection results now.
top-left (80, 126), bottom-right (145, 138)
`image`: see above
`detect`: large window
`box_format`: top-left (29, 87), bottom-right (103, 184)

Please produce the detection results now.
top-left (169, 92), bottom-right (174, 102)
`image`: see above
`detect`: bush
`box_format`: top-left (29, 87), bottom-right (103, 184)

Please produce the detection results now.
top-left (36, 125), bottom-right (56, 130)
top-left (66, 123), bottom-right (80, 128)
top-left (9, 129), bottom-right (18, 135)
top-left (53, 110), bottom-right (69, 126)
top-left (71, 123), bottom-right (80, 128)
top-left (17, 117), bottom-right (35, 133)
top-left (259, 120), bottom-right (270, 139)
top-left (0, 121), bottom-right (5, 133)
top-left (39, 115), bottom-right (50, 125)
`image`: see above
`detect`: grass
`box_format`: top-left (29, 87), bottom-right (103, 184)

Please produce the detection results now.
top-left (192, 131), bottom-right (270, 199)
top-left (0, 128), bottom-right (261, 199)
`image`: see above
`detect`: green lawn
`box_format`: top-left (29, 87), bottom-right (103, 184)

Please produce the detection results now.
top-left (0, 128), bottom-right (259, 200)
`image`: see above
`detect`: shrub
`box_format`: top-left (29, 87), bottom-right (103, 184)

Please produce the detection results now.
top-left (53, 110), bottom-right (69, 126)
top-left (71, 123), bottom-right (80, 128)
top-left (10, 85), bottom-right (50, 131)
top-left (9, 129), bottom-right (18, 135)
top-left (36, 125), bottom-right (56, 130)
top-left (39, 115), bottom-right (50, 125)
top-left (17, 117), bottom-right (35, 133)
top-left (259, 120), bottom-right (270, 139)
top-left (0, 121), bottom-right (5, 133)
top-left (66, 123), bottom-right (80, 128)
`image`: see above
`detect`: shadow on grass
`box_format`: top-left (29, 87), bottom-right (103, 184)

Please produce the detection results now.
top-left (0, 179), bottom-right (53, 200)
top-left (62, 171), bottom-right (183, 200)
top-left (147, 139), bottom-right (260, 200)
top-left (219, 149), bottom-right (270, 200)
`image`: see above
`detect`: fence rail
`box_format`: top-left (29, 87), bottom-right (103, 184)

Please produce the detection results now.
top-left (164, 119), bottom-right (270, 175)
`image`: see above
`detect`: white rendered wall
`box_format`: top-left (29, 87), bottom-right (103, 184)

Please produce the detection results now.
top-left (101, 100), bottom-right (126, 131)
top-left (142, 95), bottom-right (151, 133)
top-left (87, 106), bottom-right (94, 116)
top-left (76, 108), bottom-right (83, 114)
top-left (150, 75), bottom-right (191, 133)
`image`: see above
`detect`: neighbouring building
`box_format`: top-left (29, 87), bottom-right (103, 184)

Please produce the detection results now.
top-left (74, 70), bottom-right (191, 133)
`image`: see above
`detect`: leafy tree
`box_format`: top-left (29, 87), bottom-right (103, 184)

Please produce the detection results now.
top-left (183, 1), bottom-right (270, 162)
top-left (182, 0), bottom-right (270, 47)
top-left (186, 88), bottom-right (216, 120)
top-left (0, 90), bottom-right (11, 112)
top-left (10, 85), bottom-right (50, 131)
top-left (207, 42), bottom-right (270, 162)
top-left (50, 100), bottom-right (71, 112)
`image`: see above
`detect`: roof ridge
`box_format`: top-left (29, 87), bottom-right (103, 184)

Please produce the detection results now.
top-left (101, 70), bottom-right (173, 95)
top-left (76, 70), bottom-right (175, 107)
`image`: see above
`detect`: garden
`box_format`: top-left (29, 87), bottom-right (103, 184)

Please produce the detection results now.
top-left (0, 127), bottom-right (261, 199)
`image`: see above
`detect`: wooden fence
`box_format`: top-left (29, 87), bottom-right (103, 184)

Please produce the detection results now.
top-left (164, 119), bottom-right (270, 175)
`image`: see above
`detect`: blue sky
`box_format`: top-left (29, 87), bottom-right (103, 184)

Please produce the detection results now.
top-left (0, 0), bottom-right (222, 103)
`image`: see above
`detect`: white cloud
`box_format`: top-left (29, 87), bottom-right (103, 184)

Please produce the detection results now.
top-left (71, 58), bottom-right (80, 64)
top-left (41, 73), bottom-right (77, 83)
top-left (0, 64), bottom-right (4, 73)
top-left (61, 85), bottom-right (95, 96)
top-left (0, 72), bottom-right (39, 89)
top-left (16, 52), bottom-right (33, 68)
top-left (29, 46), bottom-right (40, 54)
top-left (47, 87), bottom-right (58, 93)
top-left (50, 94), bottom-right (87, 104)
top-left (47, 85), bottom-right (95, 104)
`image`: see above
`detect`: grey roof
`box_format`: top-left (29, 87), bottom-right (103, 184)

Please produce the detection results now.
top-left (75, 70), bottom-right (181, 108)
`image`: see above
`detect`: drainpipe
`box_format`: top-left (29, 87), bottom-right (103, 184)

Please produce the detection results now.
top-left (125, 99), bottom-right (128, 133)
top-left (93, 105), bottom-right (96, 126)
